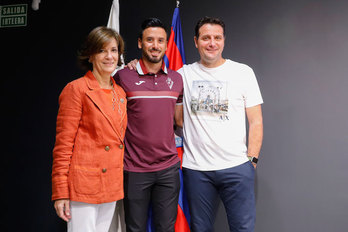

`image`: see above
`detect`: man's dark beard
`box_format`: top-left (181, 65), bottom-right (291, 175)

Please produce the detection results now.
top-left (142, 49), bottom-right (163, 63)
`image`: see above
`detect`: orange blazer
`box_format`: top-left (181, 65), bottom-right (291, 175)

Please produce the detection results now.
top-left (52, 71), bottom-right (127, 204)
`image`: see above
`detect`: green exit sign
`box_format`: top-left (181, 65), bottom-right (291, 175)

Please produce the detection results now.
top-left (0, 4), bottom-right (28, 28)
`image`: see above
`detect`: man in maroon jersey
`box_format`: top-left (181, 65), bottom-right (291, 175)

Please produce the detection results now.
top-left (114, 18), bottom-right (183, 232)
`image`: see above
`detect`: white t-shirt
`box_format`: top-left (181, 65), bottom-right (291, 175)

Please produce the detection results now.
top-left (178, 59), bottom-right (263, 171)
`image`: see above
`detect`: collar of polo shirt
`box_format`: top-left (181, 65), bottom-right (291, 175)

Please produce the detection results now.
top-left (136, 59), bottom-right (168, 76)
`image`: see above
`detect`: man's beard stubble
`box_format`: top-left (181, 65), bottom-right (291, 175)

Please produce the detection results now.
top-left (142, 48), bottom-right (164, 64)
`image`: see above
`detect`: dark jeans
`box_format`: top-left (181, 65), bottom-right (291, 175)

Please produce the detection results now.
top-left (183, 162), bottom-right (256, 232)
top-left (124, 162), bottom-right (180, 232)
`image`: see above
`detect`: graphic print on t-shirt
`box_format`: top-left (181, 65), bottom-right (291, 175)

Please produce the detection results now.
top-left (190, 81), bottom-right (229, 121)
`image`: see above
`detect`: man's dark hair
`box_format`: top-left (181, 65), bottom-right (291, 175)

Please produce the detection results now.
top-left (194, 16), bottom-right (225, 38)
top-left (138, 18), bottom-right (167, 39)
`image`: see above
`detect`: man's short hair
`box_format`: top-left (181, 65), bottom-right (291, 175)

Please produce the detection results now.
top-left (194, 16), bottom-right (225, 38)
top-left (138, 18), bottom-right (167, 40)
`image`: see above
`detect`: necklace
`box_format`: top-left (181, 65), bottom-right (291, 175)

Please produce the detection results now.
top-left (111, 83), bottom-right (119, 111)
top-left (111, 81), bottom-right (125, 137)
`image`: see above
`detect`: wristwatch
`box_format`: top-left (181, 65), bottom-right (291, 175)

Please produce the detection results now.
top-left (248, 156), bottom-right (258, 164)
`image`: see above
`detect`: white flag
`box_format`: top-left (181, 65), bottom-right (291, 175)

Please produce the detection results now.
top-left (107, 4), bottom-right (126, 232)
top-left (107, 0), bottom-right (120, 32)
top-left (107, 0), bottom-right (124, 75)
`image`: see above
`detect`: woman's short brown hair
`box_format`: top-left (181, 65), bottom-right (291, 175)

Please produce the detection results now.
top-left (78, 26), bottom-right (125, 71)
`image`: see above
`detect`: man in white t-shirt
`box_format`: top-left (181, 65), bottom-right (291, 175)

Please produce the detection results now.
top-left (177, 16), bottom-right (263, 232)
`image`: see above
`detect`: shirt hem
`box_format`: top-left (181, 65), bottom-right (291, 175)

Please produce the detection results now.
top-left (124, 158), bottom-right (180, 173)
top-left (182, 159), bottom-right (248, 171)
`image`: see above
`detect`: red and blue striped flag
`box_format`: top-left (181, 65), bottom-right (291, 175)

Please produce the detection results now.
top-left (147, 6), bottom-right (191, 232)
top-left (163, 7), bottom-right (186, 70)
top-left (164, 7), bottom-right (191, 232)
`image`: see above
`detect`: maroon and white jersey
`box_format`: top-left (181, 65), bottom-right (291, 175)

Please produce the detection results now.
top-left (114, 59), bottom-right (183, 172)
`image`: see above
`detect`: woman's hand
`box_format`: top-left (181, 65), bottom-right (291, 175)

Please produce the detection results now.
top-left (54, 199), bottom-right (71, 222)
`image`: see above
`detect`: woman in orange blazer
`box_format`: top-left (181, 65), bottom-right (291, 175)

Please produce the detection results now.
top-left (52, 26), bottom-right (127, 232)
